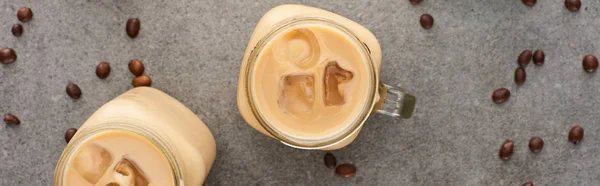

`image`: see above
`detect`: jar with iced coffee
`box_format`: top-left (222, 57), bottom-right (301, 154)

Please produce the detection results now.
top-left (237, 5), bottom-right (417, 150)
top-left (54, 87), bottom-right (216, 186)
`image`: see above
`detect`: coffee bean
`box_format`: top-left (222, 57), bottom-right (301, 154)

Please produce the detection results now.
top-left (66, 83), bottom-right (82, 99)
top-left (3, 114), bottom-right (20, 125)
top-left (0, 48), bottom-right (17, 64)
top-left (565, 0), bottom-right (582, 12)
top-left (522, 0), bottom-right (536, 6)
top-left (529, 137), bottom-right (544, 153)
top-left (335, 164), bottom-right (356, 178)
top-left (518, 50), bottom-right (532, 66)
top-left (96, 62), bottom-right (111, 79)
top-left (533, 50), bottom-right (545, 65)
top-left (582, 55), bottom-right (598, 73)
top-left (419, 14), bottom-right (434, 29)
top-left (16, 7), bottom-right (33, 22)
top-left (132, 74), bottom-right (152, 87)
top-left (492, 88), bottom-right (510, 104)
top-left (324, 152), bottom-right (337, 169)
top-left (11, 24), bottom-right (23, 37)
top-left (126, 18), bottom-right (141, 38)
top-left (65, 128), bottom-right (77, 143)
top-left (409, 0), bottom-right (422, 4)
top-left (128, 59), bottom-right (145, 76)
top-left (515, 67), bottom-right (526, 85)
top-left (499, 140), bottom-right (514, 160)
top-left (523, 182), bottom-right (533, 186)
top-left (568, 125), bottom-right (584, 144)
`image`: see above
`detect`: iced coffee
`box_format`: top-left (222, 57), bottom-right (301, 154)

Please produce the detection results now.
top-left (238, 5), bottom-right (416, 149)
top-left (250, 25), bottom-right (372, 141)
top-left (55, 87), bottom-right (216, 186)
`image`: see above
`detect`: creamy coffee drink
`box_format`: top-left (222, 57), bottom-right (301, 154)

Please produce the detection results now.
top-left (64, 131), bottom-right (173, 186)
top-left (250, 25), bottom-right (372, 141)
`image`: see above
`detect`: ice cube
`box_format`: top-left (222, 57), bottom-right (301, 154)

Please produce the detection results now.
top-left (323, 61), bottom-right (353, 106)
top-left (279, 74), bottom-right (315, 115)
top-left (272, 28), bottom-right (320, 69)
top-left (112, 158), bottom-right (149, 186)
top-left (72, 143), bottom-right (113, 184)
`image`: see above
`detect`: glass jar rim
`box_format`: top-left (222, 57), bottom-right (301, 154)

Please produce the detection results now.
top-left (244, 16), bottom-right (378, 149)
top-left (53, 119), bottom-right (183, 186)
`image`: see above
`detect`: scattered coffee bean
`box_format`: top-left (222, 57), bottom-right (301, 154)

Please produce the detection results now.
top-left (0, 48), bottom-right (17, 64)
top-left (16, 7), bottom-right (33, 22)
top-left (582, 55), bottom-right (598, 73)
top-left (65, 128), bottom-right (77, 143)
top-left (529, 137), bottom-right (544, 153)
top-left (324, 152), bottom-right (337, 169)
top-left (419, 14), bottom-right (434, 29)
top-left (499, 140), bottom-right (514, 161)
top-left (335, 164), bottom-right (356, 178)
top-left (492, 88), bottom-right (510, 104)
top-left (3, 114), bottom-right (20, 125)
top-left (522, 0), bottom-right (536, 6)
top-left (565, 0), bottom-right (582, 12)
top-left (523, 182), bottom-right (533, 186)
top-left (128, 59), bottom-right (145, 76)
top-left (409, 0), bottom-right (423, 4)
top-left (132, 74), bottom-right (152, 87)
top-left (518, 50), bottom-right (532, 66)
top-left (515, 67), bottom-right (526, 85)
top-left (126, 18), bottom-right (141, 38)
top-left (96, 62), bottom-right (111, 79)
top-left (11, 24), bottom-right (23, 37)
top-left (66, 83), bottom-right (82, 99)
top-left (533, 50), bottom-right (545, 65)
top-left (568, 125), bottom-right (584, 144)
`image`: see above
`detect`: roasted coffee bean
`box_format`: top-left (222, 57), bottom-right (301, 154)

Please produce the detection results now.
top-left (132, 74), bottom-right (152, 87)
top-left (565, 0), bottom-right (582, 12)
top-left (126, 18), bottom-right (141, 38)
top-left (492, 88), bottom-right (510, 104)
top-left (533, 50), bottom-right (545, 65)
top-left (65, 128), bottom-right (77, 143)
top-left (499, 140), bottom-right (514, 161)
top-left (568, 125), bottom-right (584, 144)
top-left (419, 14), bottom-right (434, 29)
top-left (409, 0), bottom-right (423, 4)
top-left (3, 114), bottom-right (20, 125)
top-left (518, 50), bottom-right (532, 66)
top-left (335, 164), bottom-right (356, 178)
top-left (515, 67), bottom-right (526, 85)
top-left (582, 55), bottom-right (598, 73)
top-left (11, 24), bottom-right (23, 37)
top-left (529, 137), bottom-right (544, 153)
top-left (522, 0), bottom-right (536, 6)
top-left (128, 59), bottom-right (145, 76)
top-left (324, 152), bottom-right (337, 169)
top-left (0, 48), bottom-right (17, 64)
top-left (523, 182), bottom-right (533, 186)
top-left (16, 7), bottom-right (33, 22)
top-left (66, 83), bottom-right (82, 99)
top-left (96, 62), bottom-right (111, 79)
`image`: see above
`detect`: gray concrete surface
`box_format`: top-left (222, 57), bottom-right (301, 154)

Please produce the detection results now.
top-left (1, 0), bottom-right (600, 185)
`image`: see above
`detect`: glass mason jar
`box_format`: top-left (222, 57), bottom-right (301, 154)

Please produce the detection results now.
top-left (54, 87), bottom-right (216, 186)
top-left (237, 5), bottom-right (416, 150)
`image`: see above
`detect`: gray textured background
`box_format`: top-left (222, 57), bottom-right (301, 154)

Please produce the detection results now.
top-left (1, 0), bottom-right (600, 185)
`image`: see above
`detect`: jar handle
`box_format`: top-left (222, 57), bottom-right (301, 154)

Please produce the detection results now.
top-left (374, 83), bottom-right (416, 118)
